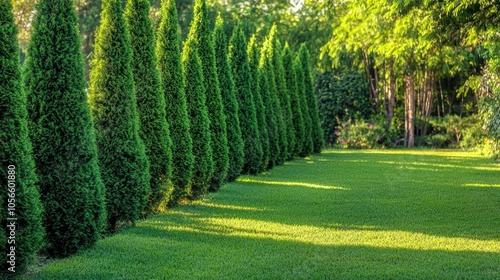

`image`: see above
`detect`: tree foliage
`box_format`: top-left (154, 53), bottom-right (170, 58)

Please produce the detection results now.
top-left (88, 0), bottom-right (150, 230)
top-left (213, 15), bottom-right (245, 182)
top-left (24, 0), bottom-right (106, 257)
top-left (125, 0), bottom-right (173, 213)
top-left (187, 0), bottom-right (229, 192)
top-left (182, 38), bottom-right (213, 197)
top-left (229, 24), bottom-right (263, 174)
top-left (294, 55), bottom-right (314, 156)
top-left (283, 43), bottom-right (305, 155)
top-left (248, 35), bottom-right (270, 171)
top-left (156, 0), bottom-right (193, 201)
top-left (0, 0), bottom-right (44, 272)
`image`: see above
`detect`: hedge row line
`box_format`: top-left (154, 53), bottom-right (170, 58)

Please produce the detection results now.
top-left (0, 0), bottom-right (322, 274)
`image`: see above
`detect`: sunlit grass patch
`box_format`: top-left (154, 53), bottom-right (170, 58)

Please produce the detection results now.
top-left (24, 149), bottom-right (500, 279)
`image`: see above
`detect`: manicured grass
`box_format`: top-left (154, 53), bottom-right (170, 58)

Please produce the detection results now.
top-left (24, 150), bottom-right (500, 279)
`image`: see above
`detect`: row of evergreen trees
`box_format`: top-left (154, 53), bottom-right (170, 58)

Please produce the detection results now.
top-left (0, 0), bottom-right (322, 274)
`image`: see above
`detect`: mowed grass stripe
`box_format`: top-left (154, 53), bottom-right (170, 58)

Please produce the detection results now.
top-left (25, 150), bottom-right (500, 279)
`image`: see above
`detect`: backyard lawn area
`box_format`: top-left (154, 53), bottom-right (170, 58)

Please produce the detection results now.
top-left (25, 150), bottom-right (500, 279)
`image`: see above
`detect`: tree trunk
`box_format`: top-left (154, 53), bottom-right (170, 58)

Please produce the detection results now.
top-left (386, 57), bottom-right (396, 129)
top-left (405, 71), bottom-right (415, 148)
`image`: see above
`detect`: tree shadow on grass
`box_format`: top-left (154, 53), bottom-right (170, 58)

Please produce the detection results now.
top-left (27, 219), bottom-right (500, 279)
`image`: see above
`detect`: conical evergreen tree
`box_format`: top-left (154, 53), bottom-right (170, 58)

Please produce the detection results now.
top-left (272, 38), bottom-right (295, 161)
top-left (299, 44), bottom-right (324, 153)
top-left (283, 43), bottom-right (305, 156)
top-left (125, 0), bottom-right (173, 213)
top-left (260, 27), bottom-right (286, 166)
top-left (0, 0), bottom-right (44, 273)
top-left (186, 0), bottom-right (229, 192)
top-left (229, 25), bottom-right (263, 174)
top-left (182, 38), bottom-right (213, 197)
top-left (294, 54), bottom-right (313, 156)
top-left (213, 16), bottom-right (244, 182)
top-left (156, 0), bottom-right (193, 202)
top-left (88, 0), bottom-right (150, 230)
top-left (23, 0), bottom-right (105, 257)
top-left (248, 35), bottom-right (270, 172)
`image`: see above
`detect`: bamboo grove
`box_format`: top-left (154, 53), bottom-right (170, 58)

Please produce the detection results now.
top-left (0, 0), bottom-right (322, 274)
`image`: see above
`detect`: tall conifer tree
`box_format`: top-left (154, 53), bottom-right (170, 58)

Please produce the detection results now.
top-left (213, 16), bottom-right (244, 182)
top-left (273, 39), bottom-right (295, 160)
top-left (248, 35), bottom-right (270, 171)
top-left (260, 27), bottom-right (286, 166)
top-left (294, 55), bottom-right (313, 156)
top-left (156, 0), bottom-right (193, 201)
top-left (229, 25), bottom-right (263, 174)
top-left (89, 0), bottom-right (150, 230)
top-left (283, 43), bottom-right (305, 156)
top-left (24, 0), bottom-right (105, 256)
top-left (182, 38), bottom-right (213, 197)
top-left (299, 44), bottom-right (324, 153)
top-left (0, 0), bottom-right (44, 272)
top-left (125, 0), bottom-right (173, 213)
top-left (186, 0), bottom-right (229, 191)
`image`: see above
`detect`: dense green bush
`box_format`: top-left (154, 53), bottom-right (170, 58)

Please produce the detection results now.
top-left (187, 0), bottom-right (229, 192)
top-left (316, 69), bottom-right (372, 146)
top-left (299, 44), bottom-right (324, 153)
top-left (213, 16), bottom-right (244, 182)
top-left (0, 0), bottom-right (44, 272)
top-left (426, 115), bottom-right (487, 149)
top-left (294, 55), bottom-right (314, 157)
top-left (182, 38), bottom-right (213, 197)
top-left (125, 0), bottom-right (173, 213)
top-left (283, 43), bottom-right (305, 156)
top-left (335, 120), bottom-right (385, 149)
top-left (89, 0), bottom-right (150, 230)
top-left (248, 35), bottom-right (270, 171)
top-left (156, 0), bottom-right (193, 201)
top-left (229, 25), bottom-right (263, 174)
top-left (24, 0), bottom-right (105, 256)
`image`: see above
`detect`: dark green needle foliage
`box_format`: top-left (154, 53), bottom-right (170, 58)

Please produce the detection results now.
top-left (299, 44), bottom-right (324, 153)
top-left (182, 38), bottom-right (213, 197)
top-left (294, 55), bottom-right (313, 156)
top-left (260, 28), bottom-right (286, 166)
top-left (229, 24), bottom-right (263, 175)
top-left (283, 43), bottom-right (305, 156)
top-left (248, 35), bottom-right (270, 172)
top-left (125, 0), bottom-right (173, 213)
top-left (88, 0), bottom-right (150, 231)
top-left (23, 0), bottom-right (105, 257)
top-left (0, 0), bottom-right (44, 272)
top-left (156, 0), bottom-right (193, 202)
top-left (273, 38), bottom-right (295, 161)
top-left (186, 0), bottom-right (229, 192)
top-left (213, 16), bottom-right (244, 182)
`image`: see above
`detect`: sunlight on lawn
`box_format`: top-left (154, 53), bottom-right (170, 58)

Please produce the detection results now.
top-left (236, 178), bottom-right (350, 190)
top-left (463, 183), bottom-right (500, 188)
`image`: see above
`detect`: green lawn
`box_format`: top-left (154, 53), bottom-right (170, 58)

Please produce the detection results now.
top-left (25, 150), bottom-right (500, 279)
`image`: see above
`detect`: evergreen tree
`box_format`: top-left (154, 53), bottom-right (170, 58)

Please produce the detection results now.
top-left (283, 43), bottom-right (305, 156)
top-left (229, 25), bottom-right (263, 174)
top-left (294, 55), bottom-right (313, 156)
top-left (213, 15), bottom-right (244, 182)
top-left (88, 0), bottom-right (150, 230)
top-left (0, 0), bottom-right (44, 272)
top-left (125, 0), bottom-right (173, 213)
top-left (273, 38), bottom-right (295, 161)
top-left (186, 0), bottom-right (229, 192)
top-left (260, 27), bottom-right (286, 166)
top-left (182, 39), bottom-right (213, 197)
top-left (156, 0), bottom-right (193, 202)
top-left (299, 44), bottom-right (324, 153)
top-left (248, 35), bottom-right (270, 172)
top-left (23, 0), bottom-right (105, 257)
